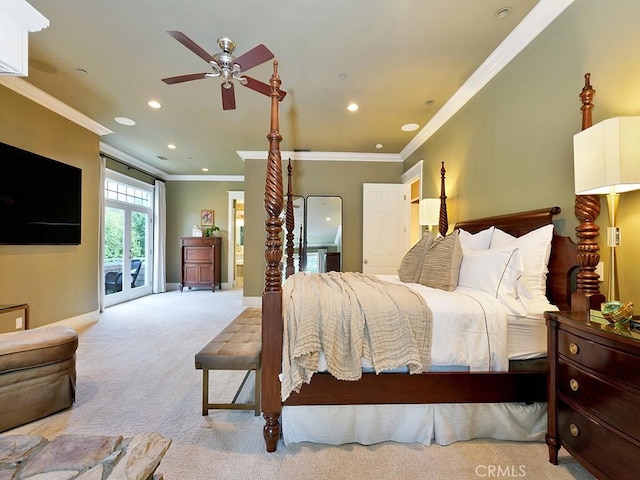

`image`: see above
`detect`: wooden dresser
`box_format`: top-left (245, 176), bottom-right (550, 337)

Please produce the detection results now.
top-left (545, 311), bottom-right (640, 480)
top-left (179, 236), bottom-right (221, 292)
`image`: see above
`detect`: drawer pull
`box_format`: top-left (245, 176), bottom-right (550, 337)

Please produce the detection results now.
top-left (569, 342), bottom-right (580, 355)
top-left (570, 424), bottom-right (580, 437)
top-left (569, 379), bottom-right (579, 391)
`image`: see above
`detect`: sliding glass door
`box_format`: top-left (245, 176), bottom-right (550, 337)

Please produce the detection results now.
top-left (103, 172), bottom-right (153, 307)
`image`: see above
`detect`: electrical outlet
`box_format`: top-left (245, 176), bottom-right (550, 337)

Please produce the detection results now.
top-left (16, 317), bottom-right (23, 329)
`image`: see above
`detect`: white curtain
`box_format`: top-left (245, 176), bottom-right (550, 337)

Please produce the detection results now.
top-left (153, 179), bottom-right (167, 293)
top-left (98, 156), bottom-right (106, 312)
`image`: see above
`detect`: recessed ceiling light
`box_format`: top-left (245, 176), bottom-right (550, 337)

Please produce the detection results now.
top-left (494, 7), bottom-right (512, 20)
top-left (148, 100), bottom-right (161, 109)
top-left (339, 73), bottom-right (348, 80)
top-left (425, 99), bottom-right (435, 106)
top-left (347, 103), bottom-right (359, 112)
top-left (401, 123), bottom-right (419, 132)
top-left (202, 167), bottom-right (209, 172)
top-left (167, 144), bottom-right (176, 149)
top-left (114, 117), bottom-right (136, 126)
top-left (76, 68), bottom-right (88, 74)
top-left (375, 144), bottom-right (383, 149)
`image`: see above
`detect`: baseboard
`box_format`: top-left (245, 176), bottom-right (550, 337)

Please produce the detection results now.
top-left (243, 296), bottom-right (261, 307)
top-left (50, 309), bottom-right (99, 333)
top-left (166, 282), bottom-right (231, 291)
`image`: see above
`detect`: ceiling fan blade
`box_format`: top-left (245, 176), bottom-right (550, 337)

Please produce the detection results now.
top-left (167, 31), bottom-right (215, 63)
top-left (221, 83), bottom-right (236, 110)
top-left (243, 76), bottom-right (287, 101)
top-left (161, 73), bottom-right (209, 85)
top-left (234, 44), bottom-right (274, 71)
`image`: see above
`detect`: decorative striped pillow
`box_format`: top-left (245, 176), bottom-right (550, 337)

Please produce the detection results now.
top-left (418, 230), bottom-right (463, 291)
top-left (398, 233), bottom-right (435, 283)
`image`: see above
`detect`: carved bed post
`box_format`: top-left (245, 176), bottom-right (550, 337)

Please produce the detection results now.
top-left (438, 162), bottom-right (448, 237)
top-left (571, 73), bottom-right (606, 312)
top-left (285, 159), bottom-right (295, 279)
top-left (298, 225), bottom-right (305, 272)
top-left (262, 61), bottom-right (284, 452)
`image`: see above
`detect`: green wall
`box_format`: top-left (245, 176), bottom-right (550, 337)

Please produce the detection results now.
top-left (0, 86), bottom-right (100, 328)
top-left (165, 180), bottom-right (244, 285)
top-left (243, 158), bottom-right (402, 298)
top-left (404, 0), bottom-right (640, 305)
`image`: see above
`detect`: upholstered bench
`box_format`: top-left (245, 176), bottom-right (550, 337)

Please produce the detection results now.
top-left (0, 326), bottom-right (78, 432)
top-left (195, 307), bottom-right (261, 416)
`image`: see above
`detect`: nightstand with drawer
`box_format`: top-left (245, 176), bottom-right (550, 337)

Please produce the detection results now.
top-left (545, 311), bottom-right (640, 480)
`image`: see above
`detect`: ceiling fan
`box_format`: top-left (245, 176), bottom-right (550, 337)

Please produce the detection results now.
top-left (161, 31), bottom-right (286, 110)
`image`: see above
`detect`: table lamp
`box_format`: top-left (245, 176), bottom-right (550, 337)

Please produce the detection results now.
top-left (419, 198), bottom-right (440, 235)
top-left (574, 116), bottom-right (640, 301)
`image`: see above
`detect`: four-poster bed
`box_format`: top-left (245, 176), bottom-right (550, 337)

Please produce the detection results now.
top-left (260, 63), bottom-right (579, 452)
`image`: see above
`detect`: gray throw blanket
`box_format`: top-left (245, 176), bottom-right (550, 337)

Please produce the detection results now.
top-left (281, 272), bottom-right (433, 401)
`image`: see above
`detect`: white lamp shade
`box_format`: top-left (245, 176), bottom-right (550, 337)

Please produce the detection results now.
top-left (574, 116), bottom-right (640, 195)
top-left (419, 198), bottom-right (440, 226)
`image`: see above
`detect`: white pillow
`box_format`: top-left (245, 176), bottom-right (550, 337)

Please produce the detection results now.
top-left (489, 224), bottom-right (554, 302)
top-left (458, 227), bottom-right (495, 252)
top-left (458, 246), bottom-right (531, 315)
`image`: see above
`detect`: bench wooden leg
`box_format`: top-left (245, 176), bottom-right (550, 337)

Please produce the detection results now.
top-left (201, 366), bottom-right (261, 415)
top-left (254, 364), bottom-right (261, 416)
top-left (202, 369), bottom-right (209, 416)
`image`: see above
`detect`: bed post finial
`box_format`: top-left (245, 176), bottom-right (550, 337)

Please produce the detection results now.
top-left (262, 60), bottom-right (284, 452)
top-left (580, 73), bottom-right (595, 131)
top-left (439, 162), bottom-right (448, 237)
top-left (572, 72), bottom-right (605, 312)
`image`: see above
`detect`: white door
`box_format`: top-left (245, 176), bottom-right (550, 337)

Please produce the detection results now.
top-left (362, 183), bottom-right (410, 274)
top-left (103, 172), bottom-right (153, 307)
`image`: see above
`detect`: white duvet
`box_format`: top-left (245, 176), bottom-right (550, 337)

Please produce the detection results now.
top-left (381, 275), bottom-right (510, 371)
top-left (315, 275), bottom-right (511, 373)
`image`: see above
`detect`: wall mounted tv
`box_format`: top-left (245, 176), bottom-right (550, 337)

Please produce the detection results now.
top-left (0, 141), bottom-right (82, 245)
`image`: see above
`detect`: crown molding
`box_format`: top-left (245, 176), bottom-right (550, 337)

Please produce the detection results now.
top-left (1, 76), bottom-right (112, 135)
top-left (400, 0), bottom-right (575, 160)
top-left (100, 142), bottom-right (168, 180)
top-left (165, 174), bottom-right (244, 182)
top-left (101, 142), bottom-right (244, 182)
top-left (5, 0), bottom-right (49, 31)
top-left (237, 150), bottom-right (402, 162)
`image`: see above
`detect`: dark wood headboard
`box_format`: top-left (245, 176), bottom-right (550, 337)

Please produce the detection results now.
top-left (455, 207), bottom-right (577, 311)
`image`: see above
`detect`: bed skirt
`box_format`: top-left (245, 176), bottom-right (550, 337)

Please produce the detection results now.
top-left (282, 402), bottom-right (546, 446)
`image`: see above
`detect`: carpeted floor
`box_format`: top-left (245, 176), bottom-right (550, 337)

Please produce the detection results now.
top-left (4, 289), bottom-right (595, 479)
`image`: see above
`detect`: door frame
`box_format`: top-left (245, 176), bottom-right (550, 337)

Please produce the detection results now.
top-left (402, 160), bottom-right (423, 244)
top-left (228, 191), bottom-right (244, 289)
top-left (103, 170), bottom-right (154, 307)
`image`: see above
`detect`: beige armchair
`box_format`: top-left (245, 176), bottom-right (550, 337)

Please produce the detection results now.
top-left (0, 326), bottom-right (78, 432)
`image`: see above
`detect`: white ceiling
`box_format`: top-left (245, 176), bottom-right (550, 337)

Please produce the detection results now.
top-left (8, 1), bottom-right (572, 178)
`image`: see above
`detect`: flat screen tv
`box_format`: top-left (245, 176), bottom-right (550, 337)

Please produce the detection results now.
top-left (0, 141), bottom-right (82, 245)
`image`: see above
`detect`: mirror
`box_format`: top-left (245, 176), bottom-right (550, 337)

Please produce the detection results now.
top-left (305, 196), bottom-right (342, 272)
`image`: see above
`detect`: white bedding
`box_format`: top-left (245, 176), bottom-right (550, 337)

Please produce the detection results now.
top-left (282, 275), bottom-right (553, 447)
top-left (380, 275), bottom-right (509, 371)
top-left (507, 297), bottom-right (557, 360)
top-left (315, 275), bottom-right (511, 374)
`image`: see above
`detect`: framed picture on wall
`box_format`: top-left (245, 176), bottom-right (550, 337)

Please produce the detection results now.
top-left (201, 209), bottom-right (214, 226)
